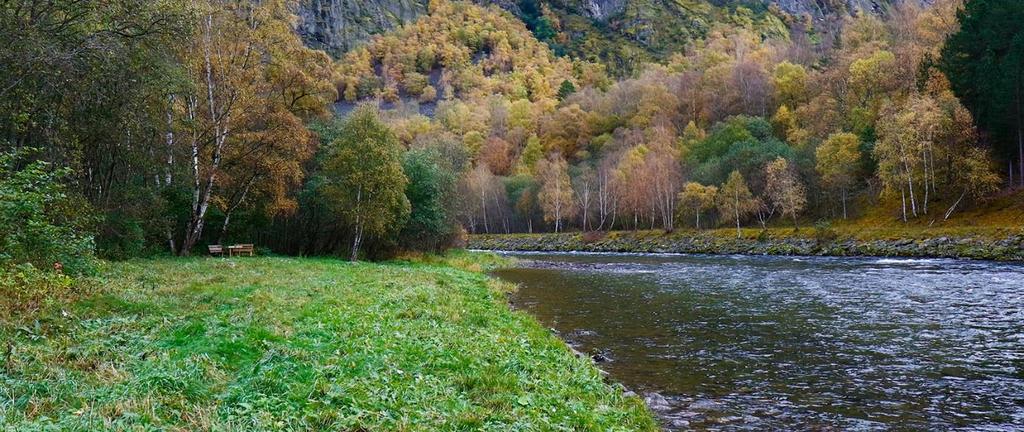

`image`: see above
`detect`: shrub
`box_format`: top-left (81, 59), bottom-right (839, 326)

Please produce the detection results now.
top-left (814, 220), bottom-right (838, 243)
top-left (0, 263), bottom-right (78, 321)
top-left (582, 230), bottom-right (607, 243)
top-left (0, 149), bottom-right (97, 275)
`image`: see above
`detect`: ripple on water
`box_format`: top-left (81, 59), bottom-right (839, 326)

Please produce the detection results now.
top-left (494, 253), bottom-right (1024, 431)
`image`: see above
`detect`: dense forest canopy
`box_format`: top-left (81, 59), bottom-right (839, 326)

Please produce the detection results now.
top-left (1, 0), bottom-right (1021, 267)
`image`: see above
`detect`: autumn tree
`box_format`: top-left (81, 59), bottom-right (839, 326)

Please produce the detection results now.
top-left (772, 61), bottom-right (809, 108)
top-left (571, 164), bottom-right (595, 231)
top-left (678, 182), bottom-right (718, 230)
top-left (717, 171), bottom-right (758, 238)
top-left (875, 99), bottom-right (928, 221)
top-left (464, 164), bottom-right (499, 234)
top-left (320, 107), bottom-right (410, 261)
top-left (613, 144), bottom-right (651, 230)
top-left (644, 134), bottom-right (683, 232)
top-left (174, 0), bottom-right (335, 255)
top-left (594, 154), bottom-right (618, 230)
top-left (479, 136), bottom-right (513, 175)
top-left (816, 132), bottom-right (862, 219)
top-left (536, 153), bottom-right (577, 232)
top-left (764, 157), bottom-right (807, 228)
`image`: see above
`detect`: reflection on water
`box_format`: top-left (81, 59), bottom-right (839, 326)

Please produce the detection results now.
top-left (491, 252), bottom-right (1024, 431)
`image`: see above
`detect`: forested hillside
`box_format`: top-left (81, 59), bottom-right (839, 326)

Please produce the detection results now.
top-left (296, 0), bottom-right (900, 75)
top-left (331, 0), bottom-right (1015, 237)
top-left (2, 0), bottom-right (1022, 270)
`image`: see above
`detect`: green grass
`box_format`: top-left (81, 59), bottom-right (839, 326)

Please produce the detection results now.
top-left (0, 255), bottom-right (656, 431)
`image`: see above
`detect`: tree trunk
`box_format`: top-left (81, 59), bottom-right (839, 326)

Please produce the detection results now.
top-left (734, 191), bottom-right (741, 239)
top-left (480, 188), bottom-right (489, 234)
top-left (901, 188), bottom-right (907, 223)
top-left (944, 189), bottom-right (967, 220)
top-left (350, 223), bottom-right (362, 262)
top-left (164, 96), bottom-right (177, 255)
top-left (180, 17), bottom-right (234, 256)
top-left (217, 175), bottom-right (257, 245)
top-left (841, 187), bottom-right (848, 220)
top-left (350, 187), bottom-right (363, 261)
top-left (905, 165), bottom-right (917, 218)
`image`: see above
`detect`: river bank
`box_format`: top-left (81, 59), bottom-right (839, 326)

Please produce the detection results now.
top-left (0, 255), bottom-right (657, 430)
top-left (469, 229), bottom-right (1024, 261)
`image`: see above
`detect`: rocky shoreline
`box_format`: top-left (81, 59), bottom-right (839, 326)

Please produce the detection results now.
top-left (470, 231), bottom-right (1024, 261)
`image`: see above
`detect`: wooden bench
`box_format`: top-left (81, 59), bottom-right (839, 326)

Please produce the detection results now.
top-left (228, 244), bottom-right (255, 257)
top-left (208, 244), bottom-right (224, 256)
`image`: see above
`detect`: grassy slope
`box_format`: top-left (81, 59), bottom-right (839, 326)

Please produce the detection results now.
top-left (485, 189), bottom-right (1024, 242)
top-left (1, 255), bottom-right (656, 431)
top-left (828, 189), bottom-right (1024, 240)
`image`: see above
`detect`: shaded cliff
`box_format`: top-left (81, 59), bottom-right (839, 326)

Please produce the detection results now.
top-left (295, 0), bottom-right (904, 73)
top-left (295, 0), bottom-right (428, 57)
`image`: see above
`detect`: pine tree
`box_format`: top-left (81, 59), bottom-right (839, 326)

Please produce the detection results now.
top-left (941, 0), bottom-right (1024, 186)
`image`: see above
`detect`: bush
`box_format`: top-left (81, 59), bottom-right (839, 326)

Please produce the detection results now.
top-left (814, 220), bottom-right (838, 243)
top-left (0, 149), bottom-right (97, 275)
top-left (0, 263), bottom-right (78, 321)
top-left (96, 211), bottom-right (146, 260)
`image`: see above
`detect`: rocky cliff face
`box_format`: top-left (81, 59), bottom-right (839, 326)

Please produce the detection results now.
top-left (764, 0), bottom-right (889, 16)
top-left (578, 0), bottom-right (627, 20)
top-left (294, 0), bottom-right (901, 59)
top-left (295, 0), bottom-right (428, 57)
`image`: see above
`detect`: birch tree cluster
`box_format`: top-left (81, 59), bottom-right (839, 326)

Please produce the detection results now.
top-left (2, 0), bottom-right (1017, 264)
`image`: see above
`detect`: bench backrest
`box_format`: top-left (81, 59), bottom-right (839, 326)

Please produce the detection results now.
top-left (235, 244), bottom-right (254, 252)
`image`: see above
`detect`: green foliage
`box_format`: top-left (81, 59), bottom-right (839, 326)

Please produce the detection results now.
top-left (321, 107), bottom-right (411, 259)
top-left (690, 116), bottom-right (792, 187)
top-left (400, 148), bottom-right (459, 251)
top-left (96, 211), bottom-right (147, 261)
top-left (941, 0), bottom-right (1024, 164)
top-left (0, 263), bottom-right (81, 322)
top-left (556, 80), bottom-right (577, 100)
top-left (0, 257), bottom-right (658, 430)
top-left (0, 149), bottom-right (96, 275)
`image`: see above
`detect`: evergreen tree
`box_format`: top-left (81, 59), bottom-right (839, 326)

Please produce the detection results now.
top-left (941, 0), bottom-right (1024, 186)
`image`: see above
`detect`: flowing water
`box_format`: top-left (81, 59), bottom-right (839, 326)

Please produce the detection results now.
top-left (491, 252), bottom-right (1024, 431)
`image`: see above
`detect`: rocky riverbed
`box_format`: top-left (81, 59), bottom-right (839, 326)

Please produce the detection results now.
top-left (470, 231), bottom-right (1024, 261)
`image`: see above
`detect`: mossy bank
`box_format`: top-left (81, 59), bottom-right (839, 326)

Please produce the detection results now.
top-left (469, 229), bottom-right (1024, 261)
top-left (0, 255), bottom-right (657, 431)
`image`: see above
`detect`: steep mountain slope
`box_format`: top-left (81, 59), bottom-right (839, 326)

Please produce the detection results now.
top-left (296, 0), bottom-right (901, 74)
top-left (295, 0), bottom-right (428, 57)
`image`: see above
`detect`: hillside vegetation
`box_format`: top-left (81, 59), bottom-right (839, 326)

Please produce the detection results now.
top-left (2, 0), bottom-right (1021, 267)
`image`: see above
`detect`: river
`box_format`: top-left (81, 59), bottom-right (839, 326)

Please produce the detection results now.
top-left (491, 252), bottom-right (1024, 431)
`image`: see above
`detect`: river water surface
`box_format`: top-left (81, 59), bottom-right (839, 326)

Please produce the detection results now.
top-left (491, 252), bottom-right (1024, 431)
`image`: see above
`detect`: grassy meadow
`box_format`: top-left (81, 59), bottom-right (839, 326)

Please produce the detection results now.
top-left (0, 254), bottom-right (656, 431)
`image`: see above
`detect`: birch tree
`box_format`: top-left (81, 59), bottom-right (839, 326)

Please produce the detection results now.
top-left (320, 107), bottom-right (409, 261)
top-left (764, 157), bottom-right (807, 228)
top-left (536, 153), bottom-right (577, 233)
top-left (174, 0), bottom-right (334, 254)
top-left (816, 132), bottom-right (861, 219)
top-left (678, 182), bottom-right (717, 230)
top-left (717, 171), bottom-right (758, 238)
